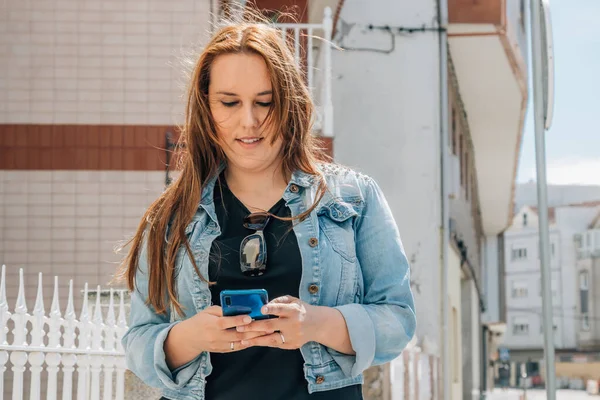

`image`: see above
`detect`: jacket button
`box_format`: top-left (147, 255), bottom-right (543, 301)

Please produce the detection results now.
top-left (309, 237), bottom-right (318, 247)
top-left (290, 184), bottom-right (299, 193)
top-left (308, 284), bottom-right (319, 294)
top-left (316, 376), bottom-right (325, 384)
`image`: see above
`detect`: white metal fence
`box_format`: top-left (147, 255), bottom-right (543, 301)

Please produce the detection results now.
top-left (0, 265), bottom-right (128, 400)
top-left (274, 7), bottom-right (334, 137)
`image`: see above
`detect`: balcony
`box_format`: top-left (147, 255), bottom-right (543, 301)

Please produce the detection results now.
top-left (575, 229), bottom-right (600, 259)
top-left (447, 0), bottom-right (529, 234)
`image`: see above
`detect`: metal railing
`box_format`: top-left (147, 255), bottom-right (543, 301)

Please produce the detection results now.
top-left (273, 7), bottom-right (334, 137)
top-left (0, 266), bottom-right (128, 400)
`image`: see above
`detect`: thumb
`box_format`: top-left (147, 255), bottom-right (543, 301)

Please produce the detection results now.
top-left (269, 295), bottom-right (297, 304)
top-left (203, 305), bottom-right (223, 317)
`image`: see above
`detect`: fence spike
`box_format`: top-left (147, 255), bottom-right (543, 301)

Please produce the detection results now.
top-left (0, 265), bottom-right (10, 346)
top-left (92, 285), bottom-right (103, 325)
top-left (47, 276), bottom-right (63, 349)
top-left (63, 280), bottom-right (77, 350)
top-left (30, 272), bottom-right (46, 347)
top-left (13, 268), bottom-right (29, 346)
top-left (117, 291), bottom-right (127, 328)
top-left (0, 265), bottom-right (6, 309)
top-left (16, 268), bottom-right (27, 314)
top-left (65, 279), bottom-right (75, 320)
top-left (33, 272), bottom-right (45, 314)
top-left (50, 276), bottom-right (61, 318)
top-left (106, 288), bottom-right (116, 326)
top-left (80, 282), bottom-right (90, 323)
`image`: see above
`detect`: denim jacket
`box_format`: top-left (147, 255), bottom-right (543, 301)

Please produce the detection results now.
top-left (122, 164), bottom-right (416, 400)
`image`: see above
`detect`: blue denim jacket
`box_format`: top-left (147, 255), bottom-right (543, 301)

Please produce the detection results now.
top-left (122, 164), bottom-right (416, 400)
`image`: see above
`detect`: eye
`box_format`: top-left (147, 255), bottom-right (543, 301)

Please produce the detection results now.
top-left (221, 101), bottom-right (239, 107)
top-left (257, 102), bottom-right (272, 107)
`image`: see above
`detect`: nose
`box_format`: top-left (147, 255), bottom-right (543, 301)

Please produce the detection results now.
top-left (241, 104), bottom-right (259, 129)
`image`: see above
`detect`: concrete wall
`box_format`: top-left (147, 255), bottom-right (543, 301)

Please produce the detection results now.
top-left (461, 278), bottom-right (481, 399)
top-left (331, 0), bottom-right (442, 354)
top-left (0, 170), bottom-right (164, 312)
top-left (1, 0), bottom-right (215, 125)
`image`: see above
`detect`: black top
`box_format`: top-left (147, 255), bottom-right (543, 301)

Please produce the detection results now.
top-left (202, 177), bottom-right (363, 400)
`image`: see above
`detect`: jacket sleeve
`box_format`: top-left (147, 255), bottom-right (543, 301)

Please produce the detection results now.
top-left (121, 236), bottom-right (202, 390)
top-left (332, 176), bottom-right (416, 377)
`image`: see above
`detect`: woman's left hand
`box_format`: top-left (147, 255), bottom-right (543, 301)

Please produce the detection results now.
top-left (236, 295), bottom-right (319, 350)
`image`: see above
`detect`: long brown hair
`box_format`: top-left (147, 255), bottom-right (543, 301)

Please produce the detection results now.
top-left (115, 12), bottom-right (329, 317)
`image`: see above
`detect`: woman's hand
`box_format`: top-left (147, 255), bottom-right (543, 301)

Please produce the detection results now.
top-left (167, 306), bottom-right (268, 356)
top-left (235, 296), bottom-right (319, 350)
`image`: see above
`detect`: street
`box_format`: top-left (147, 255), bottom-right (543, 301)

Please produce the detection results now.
top-left (488, 388), bottom-right (599, 399)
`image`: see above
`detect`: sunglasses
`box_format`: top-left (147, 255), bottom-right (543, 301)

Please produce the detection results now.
top-left (240, 212), bottom-right (271, 276)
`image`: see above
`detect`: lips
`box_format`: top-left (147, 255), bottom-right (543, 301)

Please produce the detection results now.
top-left (237, 137), bottom-right (263, 144)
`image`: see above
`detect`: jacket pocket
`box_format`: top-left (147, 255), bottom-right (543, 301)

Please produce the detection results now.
top-left (317, 200), bottom-right (358, 262)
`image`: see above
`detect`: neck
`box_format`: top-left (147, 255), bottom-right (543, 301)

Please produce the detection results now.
top-left (224, 160), bottom-right (289, 198)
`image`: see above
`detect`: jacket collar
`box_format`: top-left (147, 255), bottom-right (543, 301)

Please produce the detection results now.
top-left (199, 163), bottom-right (320, 204)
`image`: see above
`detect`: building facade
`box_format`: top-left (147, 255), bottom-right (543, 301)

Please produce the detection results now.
top-left (501, 203), bottom-right (600, 386)
top-left (575, 211), bottom-right (600, 348)
top-left (331, 0), bottom-right (528, 398)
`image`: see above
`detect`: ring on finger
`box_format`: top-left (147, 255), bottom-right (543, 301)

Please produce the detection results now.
top-left (230, 342), bottom-right (234, 351)
top-left (279, 332), bottom-right (285, 344)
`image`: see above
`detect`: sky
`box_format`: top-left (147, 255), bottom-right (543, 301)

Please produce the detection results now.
top-left (516, 0), bottom-right (600, 185)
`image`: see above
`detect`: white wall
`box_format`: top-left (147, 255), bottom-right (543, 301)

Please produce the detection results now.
top-left (331, 0), bottom-right (442, 352)
top-left (0, 0), bottom-right (214, 125)
top-left (0, 170), bottom-right (165, 314)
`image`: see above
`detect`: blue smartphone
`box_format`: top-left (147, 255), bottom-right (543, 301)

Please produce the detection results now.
top-left (220, 289), bottom-right (272, 320)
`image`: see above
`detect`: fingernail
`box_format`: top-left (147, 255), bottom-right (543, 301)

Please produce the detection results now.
top-left (262, 306), bottom-right (269, 314)
top-left (243, 316), bottom-right (252, 323)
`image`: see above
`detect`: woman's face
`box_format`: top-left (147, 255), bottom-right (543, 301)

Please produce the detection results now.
top-left (208, 53), bottom-right (283, 174)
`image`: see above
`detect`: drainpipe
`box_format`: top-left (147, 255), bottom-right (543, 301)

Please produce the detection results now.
top-left (437, 0), bottom-right (450, 399)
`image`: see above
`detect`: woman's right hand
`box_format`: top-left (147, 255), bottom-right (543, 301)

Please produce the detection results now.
top-left (183, 305), bottom-right (271, 353)
top-left (164, 305), bottom-right (271, 371)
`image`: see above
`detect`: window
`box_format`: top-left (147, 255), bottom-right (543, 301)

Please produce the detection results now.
top-left (511, 247), bottom-right (528, 261)
top-left (512, 317), bottom-right (529, 336)
top-left (580, 271), bottom-right (590, 329)
top-left (523, 213), bottom-right (528, 227)
top-left (581, 271), bottom-right (589, 290)
top-left (512, 281), bottom-right (528, 298)
top-left (580, 271), bottom-right (590, 331)
top-left (582, 315), bottom-right (590, 332)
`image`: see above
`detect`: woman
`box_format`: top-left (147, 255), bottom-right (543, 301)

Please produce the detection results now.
top-left (119, 15), bottom-right (416, 400)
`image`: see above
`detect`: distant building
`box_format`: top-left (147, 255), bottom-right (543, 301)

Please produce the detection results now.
top-left (514, 182), bottom-right (600, 212)
top-left (501, 202), bottom-right (600, 378)
top-left (575, 210), bottom-right (600, 348)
